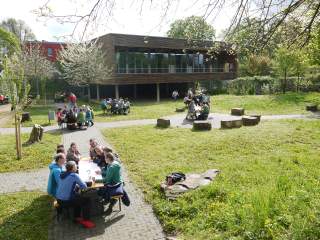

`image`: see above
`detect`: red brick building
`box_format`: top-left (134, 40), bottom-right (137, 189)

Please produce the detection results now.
top-left (24, 41), bottom-right (66, 62)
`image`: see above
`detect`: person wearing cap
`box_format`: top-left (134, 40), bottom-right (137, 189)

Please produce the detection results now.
top-left (47, 153), bottom-right (66, 197)
top-left (56, 161), bottom-right (95, 228)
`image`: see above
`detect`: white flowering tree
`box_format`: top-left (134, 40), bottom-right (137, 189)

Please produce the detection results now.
top-left (59, 41), bottom-right (112, 101)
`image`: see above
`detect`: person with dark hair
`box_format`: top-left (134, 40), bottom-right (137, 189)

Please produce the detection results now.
top-left (56, 161), bottom-right (95, 228)
top-left (97, 150), bottom-right (130, 215)
top-left (89, 139), bottom-right (98, 160)
top-left (93, 146), bottom-right (107, 168)
top-left (47, 153), bottom-right (66, 197)
top-left (66, 142), bottom-right (81, 164)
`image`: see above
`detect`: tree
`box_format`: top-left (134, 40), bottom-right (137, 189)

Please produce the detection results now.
top-left (0, 27), bottom-right (21, 56)
top-left (59, 41), bottom-right (112, 101)
top-left (307, 26), bottom-right (320, 65)
top-left (274, 47), bottom-right (296, 93)
top-left (22, 44), bottom-right (55, 102)
top-left (0, 18), bottom-right (36, 42)
top-left (292, 50), bottom-right (309, 91)
top-left (167, 16), bottom-right (215, 41)
top-left (240, 54), bottom-right (273, 77)
top-left (36, 0), bottom-right (320, 48)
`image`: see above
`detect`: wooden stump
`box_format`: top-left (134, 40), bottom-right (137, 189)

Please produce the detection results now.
top-left (242, 116), bottom-right (259, 126)
top-left (306, 104), bottom-right (318, 112)
top-left (221, 119), bottom-right (243, 129)
top-left (193, 120), bottom-right (212, 131)
top-left (176, 107), bottom-right (185, 112)
top-left (157, 118), bottom-right (170, 128)
top-left (250, 114), bottom-right (261, 122)
top-left (28, 124), bottom-right (44, 143)
top-left (231, 108), bottom-right (245, 116)
top-left (21, 112), bottom-right (31, 122)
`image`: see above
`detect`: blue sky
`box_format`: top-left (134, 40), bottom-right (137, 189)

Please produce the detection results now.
top-left (0, 0), bottom-right (235, 41)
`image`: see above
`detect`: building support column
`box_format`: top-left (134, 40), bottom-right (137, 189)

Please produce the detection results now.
top-left (96, 84), bottom-right (100, 100)
top-left (115, 85), bottom-right (119, 99)
top-left (133, 84), bottom-right (137, 99)
top-left (156, 83), bottom-right (160, 102)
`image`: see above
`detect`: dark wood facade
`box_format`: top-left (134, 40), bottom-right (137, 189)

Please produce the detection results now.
top-left (96, 33), bottom-right (237, 86)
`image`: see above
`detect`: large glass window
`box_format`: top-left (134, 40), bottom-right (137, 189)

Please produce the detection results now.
top-left (116, 52), bottom-right (127, 73)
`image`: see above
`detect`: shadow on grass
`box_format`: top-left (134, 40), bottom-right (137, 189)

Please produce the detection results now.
top-left (0, 194), bottom-right (52, 240)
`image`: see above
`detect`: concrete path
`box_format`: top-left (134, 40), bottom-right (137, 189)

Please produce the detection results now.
top-left (49, 126), bottom-right (166, 240)
top-left (0, 168), bottom-right (48, 194)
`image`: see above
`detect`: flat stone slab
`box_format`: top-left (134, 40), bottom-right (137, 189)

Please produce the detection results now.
top-left (242, 116), bottom-right (259, 126)
top-left (231, 108), bottom-right (245, 116)
top-left (221, 119), bottom-right (243, 129)
top-left (157, 118), bottom-right (170, 128)
top-left (306, 104), bottom-right (318, 112)
top-left (193, 120), bottom-right (212, 131)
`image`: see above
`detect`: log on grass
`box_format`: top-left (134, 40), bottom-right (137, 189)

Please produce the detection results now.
top-left (231, 108), bottom-right (245, 116)
top-left (250, 114), bottom-right (261, 122)
top-left (21, 112), bottom-right (31, 122)
top-left (193, 120), bottom-right (212, 131)
top-left (242, 116), bottom-right (259, 126)
top-left (306, 104), bottom-right (318, 112)
top-left (28, 124), bottom-right (44, 143)
top-left (157, 118), bottom-right (170, 128)
top-left (221, 119), bottom-right (243, 129)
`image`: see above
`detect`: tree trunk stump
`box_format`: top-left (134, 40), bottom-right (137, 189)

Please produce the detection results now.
top-left (250, 114), bottom-right (261, 122)
top-left (28, 124), bottom-right (44, 144)
top-left (221, 119), bottom-right (243, 129)
top-left (231, 108), bottom-right (245, 116)
top-left (306, 104), bottom-right (318, 112)
top-left (157, 118), bottom-right (170, 128)
top-left (242, 116), bottom-right (259, 126)
top-left (21, 112), bottom-right (31, 122)
top-left (193, 120), bottom-right (212, 131)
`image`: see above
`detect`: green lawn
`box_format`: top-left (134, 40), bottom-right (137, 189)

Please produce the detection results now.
top-left (4, 105), bottom-right (57, 128)
top-left (0, 192), bottom-right (52, 240)
top-left (0, 132), bottom-right (61, 173)
top-left (104, 119), bottom-right (320, 239)
top-left (3, 92), bottom-right (319, 127)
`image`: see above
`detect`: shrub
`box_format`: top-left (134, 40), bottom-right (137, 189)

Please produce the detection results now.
top-left (227, 76), bottom-right (276, 95)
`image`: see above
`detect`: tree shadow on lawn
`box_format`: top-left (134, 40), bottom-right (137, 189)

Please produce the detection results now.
top-left (0, 194), bottom-right (52, 240)
top-left (272, 93), bottom-right (310, 104)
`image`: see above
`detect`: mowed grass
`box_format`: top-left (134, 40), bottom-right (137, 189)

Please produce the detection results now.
top-left (3, 92), bottom-right (319, 126)
top-left (213, 92), bottom-right (320, 115)
top-left (4, 105), bottom-right (57, 128)
top-left (104, 120), bottom-right (320, 239)
top-left (0, 132), bottom-right (61, 173)
top-left (0, 192), bottom-right (52, 240)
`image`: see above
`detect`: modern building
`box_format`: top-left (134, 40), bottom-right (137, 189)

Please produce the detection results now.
top-left (94, 33), bottom-right (237, 101)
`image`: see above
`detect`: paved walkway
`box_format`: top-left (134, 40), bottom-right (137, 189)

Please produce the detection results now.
top-left (49, 126), bottom-right (165, 240)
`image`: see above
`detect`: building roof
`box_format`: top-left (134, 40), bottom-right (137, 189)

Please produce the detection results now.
top-left (96, 33), bottom-right (232, 51)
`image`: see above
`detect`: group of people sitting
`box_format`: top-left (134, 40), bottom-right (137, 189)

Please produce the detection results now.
top-left (184, 89), bottom-right (211, 120)
top-left (56, 105), bottom-right (94, 129)
top-left (100, 98), bottom-right (131, 115)
top-left (47, 139), bottom-right (129, 229)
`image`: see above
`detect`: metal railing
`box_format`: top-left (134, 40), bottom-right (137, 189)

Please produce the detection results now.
top-left (116, 67), bottom-right (233, 74)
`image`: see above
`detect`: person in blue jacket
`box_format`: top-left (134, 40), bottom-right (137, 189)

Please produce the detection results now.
top-left (56, 161), bottom-right (95, 228)
top-left (47, 153), bottom-right (66, 197)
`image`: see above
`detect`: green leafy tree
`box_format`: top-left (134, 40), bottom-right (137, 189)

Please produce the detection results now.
top-left (0, 18), bottom-right (36, 42)
top-left (275, 47), bottom-right (296, 93)
top-left (167, 16), bottom-right (215, 41)
top-left (0, 27), bottom-right (21, 57)
top-left (292, 50), bottom-right (309, 91)
top-left (241, 54), bottom-right (273, 76)
top-left (307, 26), bottom-right (320, 65)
